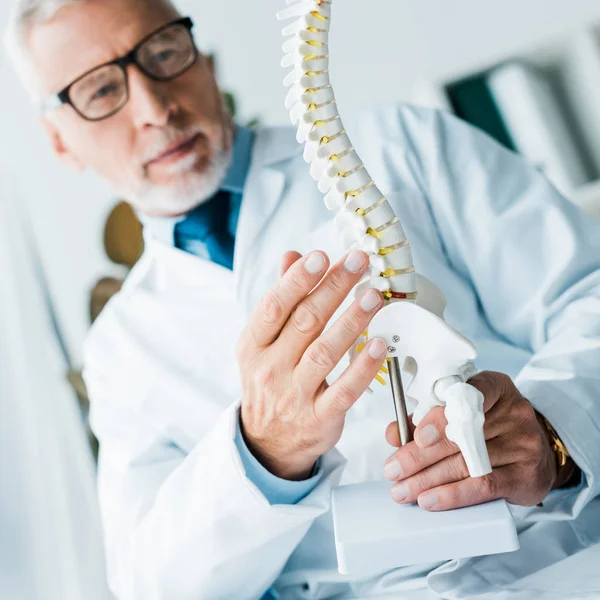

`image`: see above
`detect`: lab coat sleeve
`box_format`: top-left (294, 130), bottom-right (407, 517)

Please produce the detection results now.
top-left (396, 105), bottom-right (600, 519)
top-left (85, 338), bottom-right (345, 600)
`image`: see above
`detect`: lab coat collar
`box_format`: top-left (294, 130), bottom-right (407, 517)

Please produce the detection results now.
top-left (233, 127), bottom-right (301, 310)
top-left (251, 125), bottom-right (303, 167)
top-left (143, 236), bottom-right (234, 291)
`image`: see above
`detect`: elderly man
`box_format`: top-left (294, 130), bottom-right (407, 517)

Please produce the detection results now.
top-left (5, 0), bottom-right (600, 598)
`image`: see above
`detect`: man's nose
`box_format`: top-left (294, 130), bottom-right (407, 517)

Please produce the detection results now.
top-left (127, 66), bottom-right (179, 128)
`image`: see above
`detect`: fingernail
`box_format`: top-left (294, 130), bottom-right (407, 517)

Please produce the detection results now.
top-left (360, 289), bottom-right (381, 312)
top-left (416, 424), bottom-right (439, 447)
top-left (383, 458), bottom-right (403, 481)
top-left (344, 249), bottom-right (366, 273)
top-left (419, 494), bottom-right (436, 509)
top-left (368, 338), bottom-right (387, 359)
top-left (391, 482), bottom-right (409, 502)
top-left (304, 252), bottom-right (326, 274)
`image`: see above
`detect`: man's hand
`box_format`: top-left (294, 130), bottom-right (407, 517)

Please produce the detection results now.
top-left (237, 250), bottom-right (387, 481)
top-left (383, 371), bottom-right (558, 510)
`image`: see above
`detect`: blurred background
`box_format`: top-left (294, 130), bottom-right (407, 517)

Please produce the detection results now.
top-left (3, 0), bottom-right (600, 365)
top-left (2, 0), bottom-right (600, 597)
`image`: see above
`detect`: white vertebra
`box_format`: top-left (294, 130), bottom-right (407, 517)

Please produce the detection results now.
top-left (277, 0), bottom-right (417, 301)
top-left (278, 0), bottom-right (491, 479)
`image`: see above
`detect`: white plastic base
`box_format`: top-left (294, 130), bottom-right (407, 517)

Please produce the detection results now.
top-left (332, 482), bottom-right (519, 575)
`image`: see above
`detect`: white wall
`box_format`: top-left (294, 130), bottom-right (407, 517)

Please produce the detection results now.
top-left (189, 0), bottom-right (600, 123)
top-left (3, 0), bottom-right (600, 362)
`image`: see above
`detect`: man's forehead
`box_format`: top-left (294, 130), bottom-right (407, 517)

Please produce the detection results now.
top-left (28, 0), bottom-right (180, 94)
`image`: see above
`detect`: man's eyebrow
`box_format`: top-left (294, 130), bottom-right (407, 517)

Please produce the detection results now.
top-left (76, 68), bottom-right (114, 87)
top-left (148, 27), bottom-right (179, 42)
top-left (52, 17), bottom-right (186, 93)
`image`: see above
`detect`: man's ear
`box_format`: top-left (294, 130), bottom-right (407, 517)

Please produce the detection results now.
top-left (40, 118), bottom-right (85, 172)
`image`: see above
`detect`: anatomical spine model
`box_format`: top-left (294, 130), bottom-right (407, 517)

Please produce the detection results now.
top-left (277, 0), bottom-right (492, 478)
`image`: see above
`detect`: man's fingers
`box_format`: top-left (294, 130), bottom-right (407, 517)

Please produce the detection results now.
top-left (383, 436), bottom-right (457, 482)
top-left (412, 406), bottom-right (447, 448)
top-left (316, 337), bottom-right (387, 420)
top-left (384, 400), bottom-right (522, 481)
top-left (468, 371), bottom-right (512, 413)
top-left (415, 466), bottom-right (514, 512)
top-left (276, 249), bottom-right (370, 360)
top-left (406, 379), bottom-right (513, 451)
top-left (385, 419), bottom-right (416, 448)
top-left (388, 437), bottom-right (521, 503)
top-left (280, 251), bottom-right (302, 277)
top-left (244, 251), bottom-right (330, 349)
top-left (390, 450), bottom-right (470, 503)
top-left (295, 288), bottom-right (384, 390)
top-left (385, 372), bottom-right (510, 452)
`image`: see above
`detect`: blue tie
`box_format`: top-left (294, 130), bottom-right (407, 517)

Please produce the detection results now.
top-left (174, 191), bottom-right (235, 269)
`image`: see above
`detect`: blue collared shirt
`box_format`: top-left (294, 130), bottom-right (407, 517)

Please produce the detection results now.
top-left (143, 125), bottom-right (322, 505)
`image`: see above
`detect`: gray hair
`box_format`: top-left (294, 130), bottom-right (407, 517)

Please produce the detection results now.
top-left (4, 0), bottom-right (82, 101)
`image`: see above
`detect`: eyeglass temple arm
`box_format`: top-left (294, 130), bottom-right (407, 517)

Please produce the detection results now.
top-left (40, 94), bottom-right (63, 113)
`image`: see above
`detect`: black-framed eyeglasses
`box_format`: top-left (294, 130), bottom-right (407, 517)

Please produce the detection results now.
top-left (41, 17), bottom-right (197, 122)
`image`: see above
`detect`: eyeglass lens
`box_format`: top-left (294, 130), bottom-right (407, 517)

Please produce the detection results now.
top-left (70, 64), bottom-right (128, 120)
top-left (69, 22), bottom-right (196, 120)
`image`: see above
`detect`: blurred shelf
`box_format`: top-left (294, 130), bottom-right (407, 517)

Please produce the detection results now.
top-left (413, 21), bottom-right (600, 220)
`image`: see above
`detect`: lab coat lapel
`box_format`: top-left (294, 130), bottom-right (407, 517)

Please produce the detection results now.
top-left (235, 127), bottom-right (302, 313)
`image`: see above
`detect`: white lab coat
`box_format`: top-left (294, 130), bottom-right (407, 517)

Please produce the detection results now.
top-left (85, 105), bottom-right (600, 600)
top-left (0, 174), bottom-right (113, 600)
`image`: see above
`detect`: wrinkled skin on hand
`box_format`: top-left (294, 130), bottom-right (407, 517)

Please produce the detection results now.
top-left (237, 250), bottom-right (387, 481)
top-left (384, 371), bottom-right (559, 511)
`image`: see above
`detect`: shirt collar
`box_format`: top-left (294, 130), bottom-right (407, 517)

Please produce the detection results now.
top-left (139, 124), bottom-right (255, 246)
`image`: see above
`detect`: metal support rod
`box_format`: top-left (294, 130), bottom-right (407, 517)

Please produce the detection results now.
top-left (389, 357), bottom-right (413, 446)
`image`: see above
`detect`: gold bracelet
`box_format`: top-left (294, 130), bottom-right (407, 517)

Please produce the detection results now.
top-left (540, 416), bottom-right (570, 468)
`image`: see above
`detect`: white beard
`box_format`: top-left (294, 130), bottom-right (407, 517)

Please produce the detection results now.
top-left (123, 143), bottom-right (233, 217)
